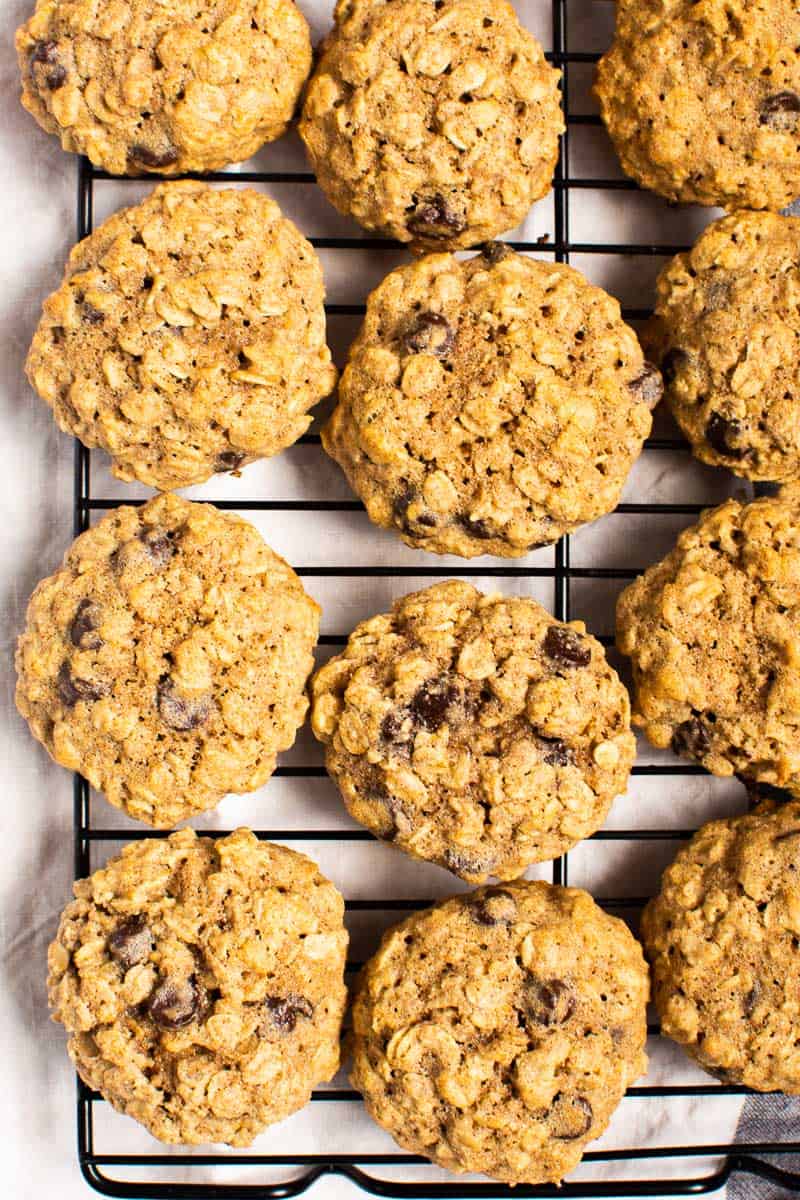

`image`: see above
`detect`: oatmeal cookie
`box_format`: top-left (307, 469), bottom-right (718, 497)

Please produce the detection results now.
top-left (311, 580), bottom-right (636, 883)
top-left (48, 828), bottom-right (348, 1144)
top-left (299, 0), bottom-right (563, 252)
top-left (595, 0), bottom-right (800, 211)
top-left (16, 494), bottom-right (319, 826)
top-left (26, 182), bottom-right (337, 491)
top-left (617, 489), bottom-right (800, 794)
top-left (323, 246), bottom-right (657, 557)
top-left (645, 210), bottom-right (800, 483)
top-left (642, 801), bottom-right (800, 1091)
top-left (351, 880), bottom-right (649, 1184)
top-left (16, 0), bottom-right (311, 175)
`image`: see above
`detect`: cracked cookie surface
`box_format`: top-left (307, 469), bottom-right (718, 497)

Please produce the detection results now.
top-left (16, 494), bottom-right (319, 826)
top-left (16, 0), bottom-right (311, 175)
top-left (617, 489), bottom-right (800, 795)
top-left (48, 828), bottom-right (348, 1144)
top-left (299, 0), bottom-right (563, 252)
top-left (351, 880), bottom-right (649, 1185)
top-left (323, 247), bottom-right (656, 557)
top-left (311, 580), bottom-right (636, 882)
top-left (26, 182), bottom-right (337, 491)
top-left (595, 0), bottom-right (800, 211)
top-left (642, 801), bottom-right (800, 1092)
top-left (645, 211), bottom-right (800, 484)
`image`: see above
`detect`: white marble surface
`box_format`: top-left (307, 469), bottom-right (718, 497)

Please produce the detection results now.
top-left (0, 1), bottom-right (763, 1196)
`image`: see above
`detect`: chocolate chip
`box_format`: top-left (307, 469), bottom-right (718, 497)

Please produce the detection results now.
top-left (407, 194), bottom-right (466, 240)
top-left (69, 598), bottom-right (103, 650)
top-left (29, 40), bottom-right (67, 89)
top-left (409, 678), bottom-right (457, 731)
top-left (216, 450), bottom-right (246, 472)
top-left (481, 241), bottom-right (512, 265)
top-left (108, 915), bottom-right (153, 971)
top-left (402, 312), bottom-right (455, 358)
top-left (538, 736), bottom-right (573, 767)
top-left (467, 888), bottom-right (517, 926)
top-left (705, 1064), bottom-right (738, 1083)
top-left (392, 486), bottom-right (437, 533)
top-left (148, 976), bottom-right (200, 1030)
top-left (628, 362), bottom-right (663, 410)
top-left (551, 1093), bottom-right (593, 1140)
top-left (743, 983), bottom-right (760, 1016)
top-left (458, 514), bottom-right (494, 540)
top-left (57, 661), bottom-right (108, 707)
top-left (264, 994), bottom-right (314, 1034)
top-left (671, 717), bottom-right (710, 760)
top-left (82, 303), bottom-right (104, 326)
top-left (30, 40), bottom-right (59, 65)
top-left (380, 708), bottom-right (411, 746)
top-left (543, 626), bottom-right (591, 668)
top-left (524, 976), bottom-right (576, 1026)
top-left (760, 91), bottom-right (800, 131)
top-left (157, 680), bottom-right (212, 732)
top-left (139, 527), bottom-right (176, 567)
top-left (45, 64), bottom-right (67, 90)
top-left (706, 412), bottom-right (744, 459)
top-left (129, 143), bottom-right (180, 170)
top-left (660, 347), bottom-right (692, 386)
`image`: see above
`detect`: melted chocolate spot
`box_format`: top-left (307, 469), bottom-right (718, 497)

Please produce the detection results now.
top-left (481, 241), bottom-right (512, 265)
top-left (458, 514), bottom-right (495, 540)
top-left (129, 142), bottom-right (180, 170)
top-left (264, 994), bottom-right (314, 1033)
top-left (69, 599), bottom-right (102, 650)
top-left (538, 736), bottom-right (573, 767)
top-left (392, 485), bottom-right (437, 533)
top-left (442, 848), bottom-right (493, 878)
top-left (706, 412), bottom-right (744, 459)
top-left (82, 303), bottom-right (104, 325)
top-left (525, 976), bottom-right (576, 1027)
top-left (108, 915), bottom-right (153, 971)
top-left (543, 626), bottom-right (591, 668)
top-left (57, 661), bottom-right (108, 707)
top-left (760, 91), bottom-right (800, 131)
top-left (402, 312), bottom-right (455, 358)
top-left (628, 362), bottom-right (663, 409)
top-left (743, 983), bottom-right (761, 1016)
top-left (148, 976), bottom-right (200, 1030)
top-left (551, 1093), bottom-right (593, 1140)
top-left (671, 717), bottom-right (710, 761)
top-left (409, 678), bottom-right (457, 731)
top-left (407, 194), bottom-right (466, 240)
top-left (139, 527), bottom-right (177, 568)
top-left (217, 450), bottom-right (246, 472)
top-left (157, 680), bottom-right (212, 731)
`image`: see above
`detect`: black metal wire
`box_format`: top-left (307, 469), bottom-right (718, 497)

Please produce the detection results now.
top-left (70, 3), bottom-right (800, 1194)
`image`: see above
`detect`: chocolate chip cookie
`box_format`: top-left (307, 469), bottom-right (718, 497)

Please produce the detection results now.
top-left (351, 880), bottom-right (649, 1184)
top-left (642, 801), bottom-right (800, 1092)
top-left (595, 0), bottom-right (800, 210)
top-left (26, 182), bottom-right (337, 491)
top-left (617, 488), bottom-right (800, 794)
top-left (48, 827), bottom-right (348, 1144)
top-left (323, 246), bottom-right (657, 557)
top-left (645, 210), bottom-right (800, 483)
top-left (16, 494), bottom-right (319, 826)
top-left (299, 0), bottom-right (563, 252)
top-left (311, 580), bottom-right (636, 882)
top-left (16, 0), bottom-right (312, 175)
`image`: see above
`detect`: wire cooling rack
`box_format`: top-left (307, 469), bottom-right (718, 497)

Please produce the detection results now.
top-left (67, 0), bottom-right (800, 1195)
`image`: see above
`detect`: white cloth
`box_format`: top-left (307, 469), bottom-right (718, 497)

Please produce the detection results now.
top-left (0, 1), bottom-right (785, 1196)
